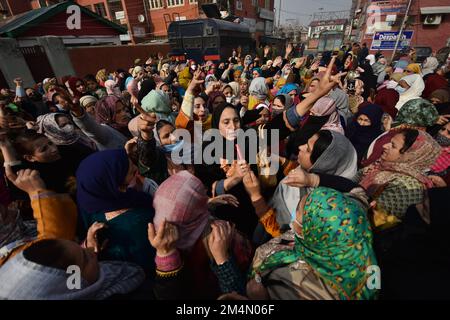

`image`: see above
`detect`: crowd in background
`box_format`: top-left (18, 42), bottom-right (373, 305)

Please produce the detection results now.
top-left (0, 41), bottom-right (449, 300)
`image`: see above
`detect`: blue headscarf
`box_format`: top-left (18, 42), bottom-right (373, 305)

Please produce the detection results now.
top-left (278, 83), bottom-right (300, 96)
top-left (252, 67), bottom-right (263, 77)
top-left (76, 149), bottom-right (153, 213)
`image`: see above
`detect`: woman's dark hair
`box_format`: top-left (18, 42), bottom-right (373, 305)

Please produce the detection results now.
top-left (52, 92), bottom-right (70, 104)
top-left (13, 129), bottom-right (48, 157)
top-left (194, 94), bottom-right (207, 103)
top-left (399, 128), bottom-right (419, 153)
top-left (83, 74), bottom-right (97, 83)
top-left (274, 94), bottom-right (286, 105)
top-left (24, 239), bottom-right (78, 271)
top-left (310, 130), bottom-right (333, 164)
top-left (155, 119), bottom-right (174, 136)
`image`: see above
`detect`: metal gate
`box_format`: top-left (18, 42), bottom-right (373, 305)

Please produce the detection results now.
top-left (20, 46), bottom-right (54, 84)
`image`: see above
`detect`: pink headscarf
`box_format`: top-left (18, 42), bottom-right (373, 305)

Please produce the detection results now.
top-left (104, 80), bottom-right (121, 96)
top-left (310, 97), bottom-right (344, 134)
top-left (153, 171), bottom-right (210, 251)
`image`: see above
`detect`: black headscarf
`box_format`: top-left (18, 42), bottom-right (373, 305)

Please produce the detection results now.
top-left (137, 78), bottom-right (156, 104)
top-left (211, 102), bottom-right (238, 129)
top-left (346, 104), bottom-right (383, 163)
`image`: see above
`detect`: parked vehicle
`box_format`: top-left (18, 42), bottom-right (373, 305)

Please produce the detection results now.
top-left (168, 18), bottom-right (255, 63)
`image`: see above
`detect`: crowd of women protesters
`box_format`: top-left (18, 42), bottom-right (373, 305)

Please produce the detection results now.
top-left (0, 42), bottom-right (449, 300)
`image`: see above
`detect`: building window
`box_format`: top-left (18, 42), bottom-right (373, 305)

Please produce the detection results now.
top-left (150, 0), bottom-right (164, 9)
top-left (107, 0), bottom-right (124, 24)
top-left (94, 3), bottom-right (108, 18)
top-left (167, 0), bottom-right (184, 8)
top-left (189, 0), bottom-right (198, 4)
top-left (252, 0), bottom-right (257, 6)
top-left (236, 1), bottom-right (243, 11)
top-left (265, 0), bottom-right (270, 9)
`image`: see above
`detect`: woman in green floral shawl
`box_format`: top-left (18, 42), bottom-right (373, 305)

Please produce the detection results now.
top-left (249, 187), bottom-right (378, 300)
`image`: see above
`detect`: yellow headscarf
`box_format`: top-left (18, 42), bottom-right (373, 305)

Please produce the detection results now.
top-left (406, 63), bottom-right (422, 75)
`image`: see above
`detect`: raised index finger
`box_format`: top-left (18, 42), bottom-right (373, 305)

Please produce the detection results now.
top-left (325, 56), bottom-right (337, 80)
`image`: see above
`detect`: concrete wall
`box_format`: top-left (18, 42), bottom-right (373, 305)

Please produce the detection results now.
top-left (37, 36), bottom-right (76, 79)
top-left (0, 38), bottom-right (35, 88)
top-left (67, 43), bottom-right (170, 76)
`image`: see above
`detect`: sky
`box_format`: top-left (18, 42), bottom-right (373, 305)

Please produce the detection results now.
top-left (274, 0), bottom-right (353, 26)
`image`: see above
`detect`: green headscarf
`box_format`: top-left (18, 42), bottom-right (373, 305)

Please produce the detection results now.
top-left (141, 89), bottom-right (175, 123)
top-left (251, 187), bottom-right (378, 300)
top-left (393, 98), bottom-right (439, 128)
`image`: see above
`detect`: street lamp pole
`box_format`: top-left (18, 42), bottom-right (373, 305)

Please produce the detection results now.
top-left (278, 0), bottom-right (282, 28)
top-left (391, 0), bottom-right (413, 62)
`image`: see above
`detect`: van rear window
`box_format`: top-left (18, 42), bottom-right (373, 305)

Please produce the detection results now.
top-left (181, 23), bottom-right (203, 37)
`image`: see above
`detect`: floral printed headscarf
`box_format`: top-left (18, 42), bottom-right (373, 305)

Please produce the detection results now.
top-left (251, 187), bottom-right (378, 300)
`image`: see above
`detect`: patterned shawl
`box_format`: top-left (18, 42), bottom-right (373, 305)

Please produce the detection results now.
top-left (360, 130), bottom-right (441, 191)
top-left (251, 187), bottom-right (378, 300)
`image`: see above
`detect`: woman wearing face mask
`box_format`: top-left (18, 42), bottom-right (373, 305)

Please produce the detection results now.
top-left (136, 111), bottom-right (195, 187)
top-left (222, 85), bottom-right (237, 105)
top-left (76, 149), bottom-right (155, 275)
top-left (36, 113), bottom-right (96, 165)
top-left (394, 73), bottom-right (425, 110)
top-left (271, 94), bottom-right (293, 117)
top-left (346, 104), bottom-right (384, 165)
top-left (51, 91), bottom-right (72, 114)
top-left (246, 187), bottom-right (378, 300)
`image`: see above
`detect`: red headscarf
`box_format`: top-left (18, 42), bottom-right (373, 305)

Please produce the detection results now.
top-left (67, 77), bottom-right (85, 99)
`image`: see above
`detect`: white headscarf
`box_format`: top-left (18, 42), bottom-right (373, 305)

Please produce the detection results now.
top-left (422, 57), bottom-right (439, 77)
top-left (0, 251), bottom-right (144, 300)
top-left (365, 54), bottom-right (376, 66)
top-left (270, 131), bottom-right (358, 225)
top-left (394, 74), bottom-right (425, 110)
